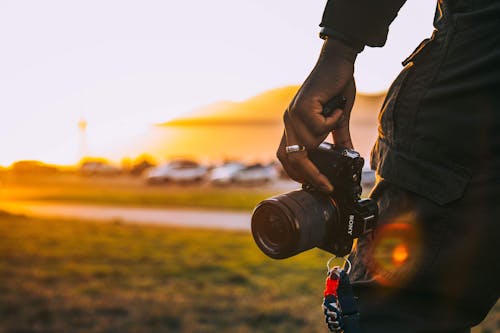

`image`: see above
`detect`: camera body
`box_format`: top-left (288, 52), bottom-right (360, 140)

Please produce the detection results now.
top-left (251, 142), bottom-right (378, 259)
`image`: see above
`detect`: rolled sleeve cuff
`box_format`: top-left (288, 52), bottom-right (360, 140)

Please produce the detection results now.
top-left (320, 0), bottom-right (407, 49)
top-left (319, 27), bottom-right (365, 53)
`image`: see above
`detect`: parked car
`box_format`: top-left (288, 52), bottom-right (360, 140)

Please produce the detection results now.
top-left (232, 163), bottom-right (278, 184)
top-left (145, 160), bottom-right (208, 184)
top-left (145, 164), bottom-right (170, 184)
top-left (209, 162), bottom-right (246, 186)
top-left (11, 160), bottom-right (58, 174)
top-left (80, 161), bottom-right (121, 176)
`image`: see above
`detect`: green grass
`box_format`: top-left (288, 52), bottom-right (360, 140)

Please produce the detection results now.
top-left (0, 172), bottom-right (283, 211)
top-left (1, 213), bottom-right (497, 333)
top-left (0, 212), bottom-right (334, 333)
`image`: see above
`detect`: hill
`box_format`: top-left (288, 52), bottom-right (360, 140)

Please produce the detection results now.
top-left (160, 86), bottom-right (385, 126)
top-left (139, 86), bottom-right (386, 163)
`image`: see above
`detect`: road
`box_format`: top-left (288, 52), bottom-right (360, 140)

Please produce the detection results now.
top-left (0, 201), bottom-right (252, 231)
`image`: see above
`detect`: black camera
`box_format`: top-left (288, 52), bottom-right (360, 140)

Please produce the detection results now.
top-left (251, 142), bottom-right (378, 259)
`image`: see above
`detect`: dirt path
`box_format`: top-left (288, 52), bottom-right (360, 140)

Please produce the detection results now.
top-left (0, 201), bottom-right (252, 231)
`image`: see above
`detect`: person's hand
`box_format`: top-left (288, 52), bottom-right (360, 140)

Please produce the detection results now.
top-left (276, 39), bottom-right (357, 192)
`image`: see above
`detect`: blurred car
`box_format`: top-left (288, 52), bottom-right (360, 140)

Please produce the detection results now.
top-left (80, 161), bottom-right (121, 176)
top-left (145, 160), bottom-right (208, 184)
top-left (209, 162), bottom-right (246, 186)
top-left (11, 160), bottom-right (58, 174)
top-left (232, 163), bottom-right (278, 184)
top-left (145, 164), bottom-right (171, 184)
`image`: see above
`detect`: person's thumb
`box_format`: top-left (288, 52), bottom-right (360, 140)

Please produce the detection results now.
top-left (332, 121), bottom-right (353, 149)
top-left (321, 108), bottom-right (353, 149)
top-left (322, 108), bottom-right (345, 132)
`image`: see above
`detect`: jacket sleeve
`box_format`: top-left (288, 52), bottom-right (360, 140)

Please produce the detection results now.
top-left (320, 0), bottom-right (407, 52)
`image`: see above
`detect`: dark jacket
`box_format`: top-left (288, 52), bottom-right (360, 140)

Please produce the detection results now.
top-left (321, 0), bottom-right (500, 204)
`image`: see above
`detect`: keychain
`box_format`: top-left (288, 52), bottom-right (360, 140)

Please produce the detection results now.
top-left (322, 257), bottom-right (363, 333)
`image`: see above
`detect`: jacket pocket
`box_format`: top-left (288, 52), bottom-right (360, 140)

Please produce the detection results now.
top-left (377, 62), bottom-right (413, 144)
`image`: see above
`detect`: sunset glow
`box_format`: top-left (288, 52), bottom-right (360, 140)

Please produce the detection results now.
top-left (0, 1), bottom-right (435, 166)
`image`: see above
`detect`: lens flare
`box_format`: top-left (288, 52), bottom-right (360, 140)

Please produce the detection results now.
top-left (392, 244), bottom-right (409, 265)
top-left (370, 212), bottom-right (422, 287)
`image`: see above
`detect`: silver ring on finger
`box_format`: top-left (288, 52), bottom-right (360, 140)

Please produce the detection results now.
top-left (285, 145), bottom-right (306, 154)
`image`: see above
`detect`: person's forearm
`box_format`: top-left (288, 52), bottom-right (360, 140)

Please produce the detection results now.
top-left (319, 38), bottom-right (358, 65)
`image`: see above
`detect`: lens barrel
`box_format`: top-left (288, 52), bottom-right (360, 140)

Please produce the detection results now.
top-left (251, 190), bottom-right (337, 259)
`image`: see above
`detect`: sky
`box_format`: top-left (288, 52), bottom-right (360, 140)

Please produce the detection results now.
top-left (0, 0), bottom-right (436, 166)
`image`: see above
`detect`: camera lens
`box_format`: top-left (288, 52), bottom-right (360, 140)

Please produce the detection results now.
top-left (251, 190), bottom-right (337, 259)
top-left (260, 208), bottom-right (290, 245)
top-left (252, 204), bottom-right (298, 258)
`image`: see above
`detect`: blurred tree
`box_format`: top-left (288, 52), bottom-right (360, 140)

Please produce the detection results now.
top-left (130, 154), bottom-right (157, 176)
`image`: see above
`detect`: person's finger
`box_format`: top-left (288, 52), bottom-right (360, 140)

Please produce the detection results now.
top-left (276, 131), bottom-right (304, 182)
top-left (285, 108), bottom-right (318, 150)
top-left (322, 108), bottom-right (345, 131)
top-left (288, 118), bottom-right (324, 149)
top-left (331, 80), bottom-right (355, 148)
top-left (332, 123), bottom-right (353, 149)
top-left (288, 99), bottom-right (340, 145)
top-left (284, 117), bottom-right (333, 192)
top-left (285, 109), bottom-right (334, 164)
top-left (298, 109), bottom-right (338, 137)
top-left (287, 151), bottom-right (333, 192)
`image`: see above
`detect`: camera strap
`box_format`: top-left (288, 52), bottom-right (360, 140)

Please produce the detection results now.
top-left (323, 258), bottom-right (364, 333)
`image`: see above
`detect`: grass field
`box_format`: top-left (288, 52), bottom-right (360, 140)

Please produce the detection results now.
top-left (0, 212), bottom-right (334, 333)
top-left (1, 212), bottom-right (497, 333)
top-left (0, 172), bottom-right (284, 211)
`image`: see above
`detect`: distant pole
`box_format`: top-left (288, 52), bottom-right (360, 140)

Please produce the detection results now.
top-left (78, 117), bottom-right (88, 161)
